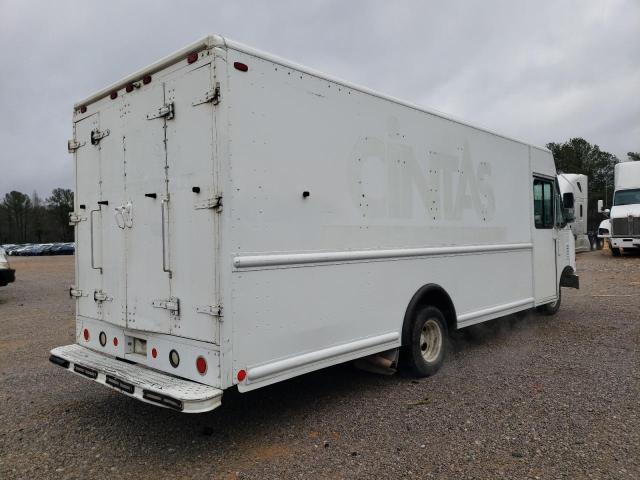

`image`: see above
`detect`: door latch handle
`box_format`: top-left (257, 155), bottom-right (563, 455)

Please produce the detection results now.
top-left (114, 202), bottom-right (133, 229)
top-left (114, 207), bottom-right (125, 229)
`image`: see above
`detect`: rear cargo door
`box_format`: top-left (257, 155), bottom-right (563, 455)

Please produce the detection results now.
top-left (97, 101), bottom-right (126, 327)
top-left (74, 113), bottom-right (102, 321)
top-left (123, 81), bottom-right (172, 334)
top-left (163, 61), bottom-right (219, 343)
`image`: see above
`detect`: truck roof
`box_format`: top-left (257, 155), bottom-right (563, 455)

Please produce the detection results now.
top-left (75, 34), bottom-right (551, 154)
top-left (614, 161), bottom-right (640, 190)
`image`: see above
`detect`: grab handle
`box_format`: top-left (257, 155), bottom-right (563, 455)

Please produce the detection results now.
top-left (161, 198), bottom-right (172, 278)
top-left (90, 208), bottom-right (102, 273)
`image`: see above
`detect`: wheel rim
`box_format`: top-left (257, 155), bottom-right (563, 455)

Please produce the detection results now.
top-left (420, 319), bottom-right (443, 363)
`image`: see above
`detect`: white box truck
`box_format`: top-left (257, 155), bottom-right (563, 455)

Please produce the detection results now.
top-left (50, 35), bottom-right (579, 413)
top-left (602, 161), bottom-right (640, 256)
top-left (557, 174), bottom-right (589, 252)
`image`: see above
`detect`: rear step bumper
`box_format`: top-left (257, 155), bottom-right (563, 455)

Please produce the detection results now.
top-left (50, 344), bottom-right (223, 413)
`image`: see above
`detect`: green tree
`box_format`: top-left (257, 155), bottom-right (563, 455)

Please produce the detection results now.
top-left (31, 191), bottom-right (46, 243)
top-left (1, 191), bottom-right (32, 242)
top-left (46, 188), bottom-right (74, 242)
top-left (546, 138), bottom-right (619, 231)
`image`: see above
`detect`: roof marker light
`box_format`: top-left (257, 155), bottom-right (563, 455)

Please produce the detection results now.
top-left (110, 91), bottom-right (118, 99)
top-left (187, 52), bottom-right (199, 64)
top-left (234, 62), bottom-right (248, 72)
top-left (125, 84), bottom-right (134, 93)
top-left (142, 74), bottom-right (152, 85)
top-left (79, 106), bottom-right (87, 113)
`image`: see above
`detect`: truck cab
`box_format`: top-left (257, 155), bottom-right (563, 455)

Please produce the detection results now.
top-left (557, 174), bottom-right (589, 252)
top-left (605, 162), bottom-right (640, 256)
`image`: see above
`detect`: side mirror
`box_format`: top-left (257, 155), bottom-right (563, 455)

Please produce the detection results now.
top-left (597, 199), bottom-right (604, 213)
top-left (562, 207), bottom-right (576, 223)
top-left (603, 208), bottom-right (610, 218)
top-left (562, 192), bottom-right (575, 209)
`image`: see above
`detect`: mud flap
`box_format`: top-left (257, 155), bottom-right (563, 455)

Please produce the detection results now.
top-left (560, 272), bottom-right (579, 289)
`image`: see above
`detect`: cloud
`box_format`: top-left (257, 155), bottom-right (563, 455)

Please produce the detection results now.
top-left (0, 0), bottom-right (638, 195)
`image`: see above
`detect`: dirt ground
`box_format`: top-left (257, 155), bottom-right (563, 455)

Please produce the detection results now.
top-left (0, 252), bottom-right (638, 479)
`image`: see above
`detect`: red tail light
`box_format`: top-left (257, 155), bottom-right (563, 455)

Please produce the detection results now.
top-left (83, 328), bottom-right (89, 341)
top-left (237, 369), bottom-right (247, 382)
top-left (196, 356), bottom-right (207, 375)
top-left (113, 337), bottom-right (119, 347)
top-left (151, 347), bottom-right (157, 359)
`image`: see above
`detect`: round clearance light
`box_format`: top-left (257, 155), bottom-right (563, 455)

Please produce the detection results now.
top-left (142, 74), bottom-right (152, 85)
top-left (99, 331), bottom-right (107, 347)
top-left (169, 349), bottom-right (180, 368)
top-left (110, 91), bottom-right (118, 99)
top-left (151, 347), bottom-right (157, 359)
top-left (237, 369), bottom-right (247, 382)
top-left (113, 337), bottom-right (119, 347)
top-left (79, 105), bottom-right (87, 114)
top-left (187, 52), bottom-right (198, 64)
top-left (83, 328), bottom-right (90, 341)
top-left (196, 356), bottom-right (207, 375)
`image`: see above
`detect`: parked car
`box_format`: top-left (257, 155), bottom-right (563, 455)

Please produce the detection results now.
top-left (1, 242), bottom-right (75, 256)
top-left (0, 248), bottom-right (16, 287)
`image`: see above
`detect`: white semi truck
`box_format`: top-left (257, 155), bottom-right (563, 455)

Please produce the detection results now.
top-left (50, 35), bottom-right (579, 413)
top-left (601, 161), bottom-right (640, 256)
top-left (557, 174), bottom-right (589, 252)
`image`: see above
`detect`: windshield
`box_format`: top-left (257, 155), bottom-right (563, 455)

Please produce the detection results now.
top-left (613, 188), bottom-right (640, 206)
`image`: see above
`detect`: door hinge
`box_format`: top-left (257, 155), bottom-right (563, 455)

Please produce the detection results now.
top-left (68, 139), bottom-right (85, 153)
top-left (146, 102), bottom-right (175, 120)
top-left (93, 290), bottom-right (112, 303)
top-left (192, 82), bottom-right (221, 106)
top-left (194, 195), bottom-right (222, 210)
top-left (196, 305), bottom-right (222, 317)
top-left (152, 297), bottom-right (180, 314)
top-left (69, 287), bottom-right (83, 298)
top-left (69, 212), bottom-right (86, 225)
top-left (90, 128), bottom-right (110, 145)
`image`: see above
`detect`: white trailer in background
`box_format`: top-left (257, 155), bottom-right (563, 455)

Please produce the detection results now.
top-left (50, 35), bottom-right (579, 413)
top-left (557, 174), bottom-right (590, 252)
top-left (600, 162), bottom-right (640, 256)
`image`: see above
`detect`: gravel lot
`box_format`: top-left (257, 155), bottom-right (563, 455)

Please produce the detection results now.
top-left (0, 252), bottom-right (638, 479)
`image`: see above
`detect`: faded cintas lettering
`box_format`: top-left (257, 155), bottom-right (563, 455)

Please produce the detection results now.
top-left (349, 136), bottom-right (495, 222)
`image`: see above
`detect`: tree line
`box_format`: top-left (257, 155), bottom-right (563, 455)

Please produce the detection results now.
top-left (547, 139), bottom-right (639, 232)
top-left (0, 140), bottom-right (636, 244)
top-left (0, 188), bottom-right (74, 244)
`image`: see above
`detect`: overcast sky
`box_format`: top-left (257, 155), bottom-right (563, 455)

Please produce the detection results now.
top-left (1, 0), bottom-right (638, 197)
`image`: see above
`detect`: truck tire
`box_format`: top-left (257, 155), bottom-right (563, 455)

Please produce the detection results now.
top-left (611, 247), bottom-right (621, 257)
top-left (402, 306), bottom-right (448, 377)
top-left (537, 288), bottom-right (561, 315)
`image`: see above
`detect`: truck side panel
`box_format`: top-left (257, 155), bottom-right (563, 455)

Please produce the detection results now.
top-left (221, 48), bottom-right (542, 390)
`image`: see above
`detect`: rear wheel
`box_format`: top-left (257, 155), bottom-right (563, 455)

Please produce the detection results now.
top-left (611, 247), bottom-right (621, 257)
top-left (402, 306), bottom-right (448, 377)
